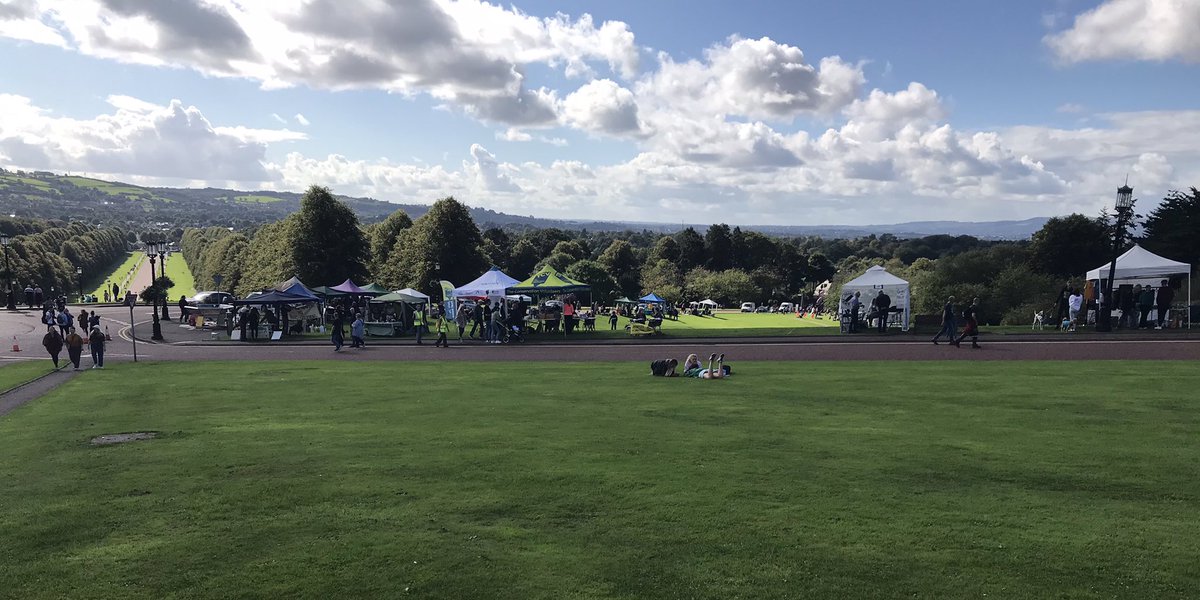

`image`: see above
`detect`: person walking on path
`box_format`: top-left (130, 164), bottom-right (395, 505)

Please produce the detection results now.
top-left (42, 326), bottom-right (64, 369)
top-left (952, 297), bottom-right (981, 349)
top-left (469, 301), bottom-right (484, 339)
top-left (931, 296), bottom-right (957, 345)
top-left (65, 326), bottom-right (84, 370)
top-left (434, 309), bottom-right (450, 347)
top-left (56, 308), bottom-right (73, 338)
top-left (609, 307), bottom-right (619, 330)
top-left (350, 313), bottom-right (365, 348)
top-left (88, 325), bottom-right (106, 368)
top-left (1155, 279), bottom-right (1175, 329)
top-left (330, 312), bottom-right (345, 352)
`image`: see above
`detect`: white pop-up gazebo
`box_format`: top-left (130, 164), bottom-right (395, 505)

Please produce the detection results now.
top-left (839, 266), bottom-right (911, 331)
top-left (1086, 244), bottom-right (1191, 328)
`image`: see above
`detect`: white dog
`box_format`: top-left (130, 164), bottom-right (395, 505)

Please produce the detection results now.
top-left (1032, 310), bottom-right (1045, 330)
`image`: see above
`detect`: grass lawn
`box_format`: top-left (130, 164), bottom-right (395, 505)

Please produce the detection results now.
top-left (2, 360), bottom-right (1198, 598)
top-left (0, 359), bottom-right (56, 392)
top-left (85, 252), bottom-right (142, 299)
top-left (234, 194), bottom-right (282, 203)
top-left (161, 252), bottom-right (196, 300)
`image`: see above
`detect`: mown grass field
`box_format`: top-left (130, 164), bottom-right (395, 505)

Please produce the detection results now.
top-left (1, 360), bottom-right (1197, 599)
top-left (161, 252), bottom-right (196, 300)
top-left (0, 359), bottom-right (57, 392)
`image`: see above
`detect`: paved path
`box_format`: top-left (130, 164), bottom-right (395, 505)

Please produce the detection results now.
top-left (127, 252), bottom-right (154, 294)
top-left (0, 367), bottom-right (79, 416)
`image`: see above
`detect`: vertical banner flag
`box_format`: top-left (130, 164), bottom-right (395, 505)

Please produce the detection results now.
top-left (439, 281), bottom-right (456, 318)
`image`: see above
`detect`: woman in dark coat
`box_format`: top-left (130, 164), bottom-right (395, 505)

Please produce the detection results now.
top-left (42, 326), bottom-right (64, 369)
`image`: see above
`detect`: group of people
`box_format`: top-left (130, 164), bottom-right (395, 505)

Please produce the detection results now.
top-left (1057, 280), bottom-right (1176, 331)
top-left (844, 290), bottom-right (894, 333)
top-left (41, 323), bottom-right (108, 370)
top-left (930, 296), bottom-right (982, 348)
top-left (649, 353), bottom-right (731, 379)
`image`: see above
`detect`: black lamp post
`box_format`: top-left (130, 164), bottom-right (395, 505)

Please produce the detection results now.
top-left (1, 233), bottom-right (14, 310)
top-left (76, 266), bottom-right (83, 303)
top-left (147, 243), bottom-right (163, 341)
top-left (1097, 183), bottom-right (1136, 333)
top-left (159, 243), bottom-right (170, 321)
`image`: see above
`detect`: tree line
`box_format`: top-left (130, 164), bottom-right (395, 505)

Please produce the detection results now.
top-left (0, 220), bottom-right (129, 296)
top-left (180, 185), bottom-right (1200, 325)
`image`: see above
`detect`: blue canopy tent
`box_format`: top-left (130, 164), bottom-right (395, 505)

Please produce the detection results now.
top-left (639, 293), bottom-right (666, 304)
top-left (274, 276), bottom-right (320, 302)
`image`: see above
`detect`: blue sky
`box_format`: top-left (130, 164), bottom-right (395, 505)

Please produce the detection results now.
top-left (1, 0), bottom-right (1198, 225)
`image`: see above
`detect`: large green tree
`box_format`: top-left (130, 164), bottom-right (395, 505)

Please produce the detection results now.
top-left (291, 186), bottom-right (369, 286)
top-left (600, 239), bottom-right (641, 298)
top-left (674, 227), bottom-right (705, 271)
top-left (388, 197), bottom-right (487, 294)
top-left (1028, 214), bottom-right (1110, 277)
top-left (1142, 188), bottom-right (1200, 267)
top-left (368, 209), bottom-right (413, 282)
top-left (704, 224), bottom-right (734, 271)
top-left (565, 259), bottom-right (617, 303)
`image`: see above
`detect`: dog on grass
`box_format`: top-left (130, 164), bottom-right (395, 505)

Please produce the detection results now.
top-left (1032, 311), bottom-right (1045, 330)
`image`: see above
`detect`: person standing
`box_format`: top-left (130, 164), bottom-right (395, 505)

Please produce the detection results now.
top-left (237, 306), bottom-right (249, 341)
top-left (455, 302), bottom-right (470, 341)
top-left (489, 302), bottom-right (504, 343)
top-left (112, 283), bottom-right (119, 301)
top-left (42, 326), bottom-right (64, 369)
top-left (952, 297), bottom-right (981, 349)
top-left (33, 285), bottom-right (43, 308)
top-left (1155, 279), bottom-right (1175, 329)
top-left (88, 325), bottom-right (106, 368)
top-left (1068, 289), bottom-right (1083, 330)
top-left (433, 309), bottom-right (450, 347)
top-left (248, 307), bottom-right (261, 340)
top-left (413, 304), bottom-right (426, 345)
top-left (470, 301), bottom-right (484, 339)
top-left (178, 295), bottom-right (189, 323)
top-left (931, 295), bottom-right (957, 345)
top-left (848, 291), bottom-right (862, 333)
top-left (873, 290), bottom-right (891, 333)
top-left (64, 326), bottom-right (84, 370)
top-left (609, 307), bottom-right (619, 331)
top-left (350, 313), bottom-right (365, 348)
top-left (1137, 284), bottom-right (1155, 329)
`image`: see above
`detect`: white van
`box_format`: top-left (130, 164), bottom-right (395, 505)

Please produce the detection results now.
top-left (777, 302), bottom-right (795, 313)
top-left (740, 302), bottom-right (755, 312)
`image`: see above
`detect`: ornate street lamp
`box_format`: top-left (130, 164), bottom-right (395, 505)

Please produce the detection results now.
top-left (76, 266), bottom-right (83, 303)
top-left (146, 242), bottom-right (163, 340)
top-left (1097, 183), bottom-right (1136, 332)
top-left (159, 241), bottom-right (170, 321)
top-left (0, 233), bottom-right (14, 310)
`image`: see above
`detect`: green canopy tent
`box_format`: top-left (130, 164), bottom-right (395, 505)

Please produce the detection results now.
top-left (310, 286), bottom-right (346, 298)
top-left (507, 266), bottom-right (591, 294)
top-left (359, 282), bottom-right (391, 296)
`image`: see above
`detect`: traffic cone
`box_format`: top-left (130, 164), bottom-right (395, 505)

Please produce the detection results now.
top-left (11, 336), bottom-right (20, 352)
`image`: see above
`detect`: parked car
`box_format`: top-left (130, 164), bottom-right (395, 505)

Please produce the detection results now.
top-left (740, 302), bottom-right (755, 312)
top-left (777, 302), bottom-right (795, 313)
top-left (189, 291), bottom-right (235, 307)
top-left (754, 306), bottom-right (770, 313)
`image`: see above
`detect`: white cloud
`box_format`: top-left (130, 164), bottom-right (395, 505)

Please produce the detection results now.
top-left (0, 0), bottom-right (65, 46)
top-left (1046, 0), bottom-right (1200, 64)
top-left (467, 143), bottom-right (521, 193)
top-left (294, 113), bottom-right (310, 126)
top-left (270, 113), bottom-right (287, 124)
top-left (1057, 103), bottom-right (1086, 114)
top-left (562, 79), bottom-right (645, 136)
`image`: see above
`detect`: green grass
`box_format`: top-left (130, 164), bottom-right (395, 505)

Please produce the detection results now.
top-left (2, 360), bottom-right (1198, 599)
top-left (63, 176), bottom-right (165, 201)
top-left (85, 252), bottom-right (142, 299)
top-left (0, 359), bottom-right (56, 391)
top-left (233, 194), bottom-right (282, 204)
top-left (161, 252), bottom-right (196, 300)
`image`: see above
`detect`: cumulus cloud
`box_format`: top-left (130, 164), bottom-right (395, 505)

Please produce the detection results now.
top-left (0, 94), bottom-right (299, 181)
top-left (0, 0), bottom-right (64, 46)
top-left (294, 113), bottom-right (310, 126)
top-left (562, 79), bottom-right (645, 136)
top-left (467, 143), bottom-right (521, 193)
top-left (1046, 0), bottom-right (1200, 63)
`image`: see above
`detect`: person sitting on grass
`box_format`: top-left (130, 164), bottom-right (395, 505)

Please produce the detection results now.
top-left (650, 358), bottom-right (678, 376)
top-left (683, 353), bottom-right (729, 379)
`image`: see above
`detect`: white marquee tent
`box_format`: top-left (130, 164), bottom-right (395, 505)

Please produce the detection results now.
top-left (839, 265), bottom-right (911, 331)
top-left (1086, 244), bottom-right (1191, 328)
top-left (452, 267), bottom-right (520, 299)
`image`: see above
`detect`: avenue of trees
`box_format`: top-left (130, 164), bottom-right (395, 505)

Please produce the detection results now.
top-left (180, 185), bottom-right (1200, 325)
top-left (0, 220), bottom-right (129, 296)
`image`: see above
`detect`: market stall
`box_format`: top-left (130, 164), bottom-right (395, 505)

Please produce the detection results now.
top-left (838, 266), bottom-right (911, 332)
top-left (1086, 244), bottom-right (1192, 328)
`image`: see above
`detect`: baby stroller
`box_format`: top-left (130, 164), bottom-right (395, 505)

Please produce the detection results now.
top-left (502, 324), bottom-right (525, 344)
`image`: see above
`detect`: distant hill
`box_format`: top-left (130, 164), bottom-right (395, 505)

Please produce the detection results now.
top-left (0, 169), bottom-right (1048, 239)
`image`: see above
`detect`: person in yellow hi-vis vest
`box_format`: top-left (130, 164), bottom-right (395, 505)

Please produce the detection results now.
top-left (434, 308), bottom-right (450, 347)
top-left (413, 305), bottom-right (426, 345)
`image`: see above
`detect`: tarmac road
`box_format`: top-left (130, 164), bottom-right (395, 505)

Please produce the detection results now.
top-left (2, 304), bottom-right (1199, 364)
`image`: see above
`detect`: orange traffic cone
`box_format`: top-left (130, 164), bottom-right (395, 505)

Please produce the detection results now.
top-left (11, 336), bottom-right (20, 352)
